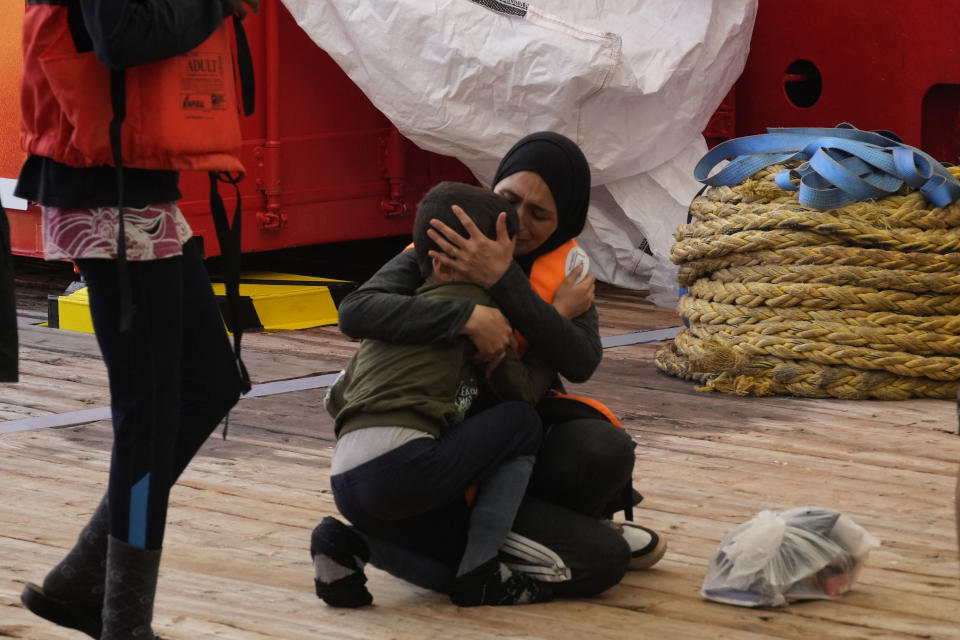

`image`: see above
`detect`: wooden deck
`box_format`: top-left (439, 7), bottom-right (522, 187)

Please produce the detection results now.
top-left (1, 284), bottom-right (958, 639)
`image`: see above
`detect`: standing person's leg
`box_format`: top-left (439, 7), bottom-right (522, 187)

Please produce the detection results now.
top-left (19, 249), bottom-right (178, 639)
top-left (84, 257), bottom-right (183, 550)
top-left (168, 237), bottom-right (243, 474)
top-left (22, 496), bottom-right (110, 637)
top-left (23, 239), bottom-right (242, 638)
top-left (80, 256), bottom-right (185, 640)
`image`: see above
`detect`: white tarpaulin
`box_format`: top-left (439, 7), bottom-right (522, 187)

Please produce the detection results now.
top-left (281, 0), bottom-right (757, 307)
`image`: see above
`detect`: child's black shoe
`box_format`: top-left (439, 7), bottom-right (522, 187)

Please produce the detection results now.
top-left (449, 558), bottom-right (553, 606)
top-left (310, 517), bottom-right (373, 608)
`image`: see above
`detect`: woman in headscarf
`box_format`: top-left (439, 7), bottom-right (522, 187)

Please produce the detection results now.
top-left (313, 132), bottom-right (664, 605)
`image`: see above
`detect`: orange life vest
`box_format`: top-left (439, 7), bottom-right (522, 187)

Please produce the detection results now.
top-left (527, 239), bottom-right (576, 305)
top-left (20, 3), bottom-right (244, 174)
top-left (514, 239), bottom-right (575, 354)
top-left (521, 240), bottom-right (623, 428)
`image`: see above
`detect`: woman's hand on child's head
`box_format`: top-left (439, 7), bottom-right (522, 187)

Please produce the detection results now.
top-left (553, 267), bottom-right (595, 318)
top-left (461, 305), bottom-right (512, 360)
top-left (427, 206), bottom-right (514, 288)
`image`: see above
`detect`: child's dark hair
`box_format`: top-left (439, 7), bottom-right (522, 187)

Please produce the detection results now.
top-left (413, 181), bottom-right (518, 278)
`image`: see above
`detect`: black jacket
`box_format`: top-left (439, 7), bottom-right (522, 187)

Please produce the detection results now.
top-left (337, 249), bottom-right (602, 384)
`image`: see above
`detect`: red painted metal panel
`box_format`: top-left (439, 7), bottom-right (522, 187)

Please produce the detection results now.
top-left (703, 89), bottom-right (736, 149)
top-left (5, 209), bottom-right (43, 259)
top-left (0, 3), bottom-right (24, 181)
top-left (178, 1), bottom-right (476, 257)
top-left (735, 0), bottom-right (960, 161)
top-left (0, 2), bottom-right (43, 258)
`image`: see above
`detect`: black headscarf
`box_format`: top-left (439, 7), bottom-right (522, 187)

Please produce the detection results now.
top-left (492, 131), bottom-right (591, 273)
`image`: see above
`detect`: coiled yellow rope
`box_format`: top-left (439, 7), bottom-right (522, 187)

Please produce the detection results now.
top-left (655, 164), bottom-right (960, 399)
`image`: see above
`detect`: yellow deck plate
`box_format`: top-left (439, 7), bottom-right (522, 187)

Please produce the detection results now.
top-left (56, 286), bottom-right (95, 334)
top-left (48, 272), bottom-right (351, 334)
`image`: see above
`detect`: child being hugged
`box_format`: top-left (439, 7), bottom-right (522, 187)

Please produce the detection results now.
top-left (313, 182), bottom-right (556, 607)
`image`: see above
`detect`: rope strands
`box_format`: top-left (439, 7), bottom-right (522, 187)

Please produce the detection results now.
top-left (678, 246), bottom-right (960, 286)
top-left (684, 325), bottom-right (960, 380)
top-left (676, 209), bottom-right (960, 244)
top-left (692, 321), bottom-right (960, 356)
top-left (691, 194), bottom-right (960, 230)
top-left (706, 264), bottom-right (960, 295)
top-left (688, 279), bottom-right (960, 315)
top-left (655, 341), bottom-right (957, 400)
top-left (677, 297), bottom-right (960, 333)
top-left (672, 225), bottom-right (960, 262)
top-left (657, 160), bottom-right (960, 400)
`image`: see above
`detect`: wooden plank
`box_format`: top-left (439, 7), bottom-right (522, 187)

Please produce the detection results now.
top-left (2, 285), bottom-right (959, 639)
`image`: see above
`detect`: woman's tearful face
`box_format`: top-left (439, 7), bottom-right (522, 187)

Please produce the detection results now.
top-left (494, 171), bottom-right (558, 257)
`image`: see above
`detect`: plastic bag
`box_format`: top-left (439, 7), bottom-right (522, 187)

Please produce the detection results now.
top-left (702, 507), bottom-right (880, 607)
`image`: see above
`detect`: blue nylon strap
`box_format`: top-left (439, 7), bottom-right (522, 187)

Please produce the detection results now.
top-left (775, 170), bottom-right (798, 191)
top-left (694, 134), bottom-right (812, 185)
top-left (714, 152), bottom-right (800, 187)
top-left (892, 146), bottom-right (932, 187)
top-left (128, 472), bottom-right (151, 549)
top-left (769, 126), bottom-right (901, 146)
top-left (921, 174), bottom-right (960, 207)
top-left (695, 125), bottom-right (960, 209)
top-left (808, 153), bottom-right (884, 199)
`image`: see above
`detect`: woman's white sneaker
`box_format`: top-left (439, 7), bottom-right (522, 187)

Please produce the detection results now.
top-left (606, 521), bottom-right (667, 570)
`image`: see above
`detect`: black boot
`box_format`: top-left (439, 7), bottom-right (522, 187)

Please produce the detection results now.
top-left (449, 558), bottom-right (553, 606)
top-left (310, 516), bottom-right (373, 608)
top-left (101, 536), bottom-right (162, 640)
top-left (21, 497), bottom-right (108, 638)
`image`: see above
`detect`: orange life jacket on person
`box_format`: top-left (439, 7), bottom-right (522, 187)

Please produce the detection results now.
top-left (20, 2), bottom-right (253, 397)
top-left (521, 239), bottom-right (623, 428)
top-left (20, 2), bottom-right (244, 173)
